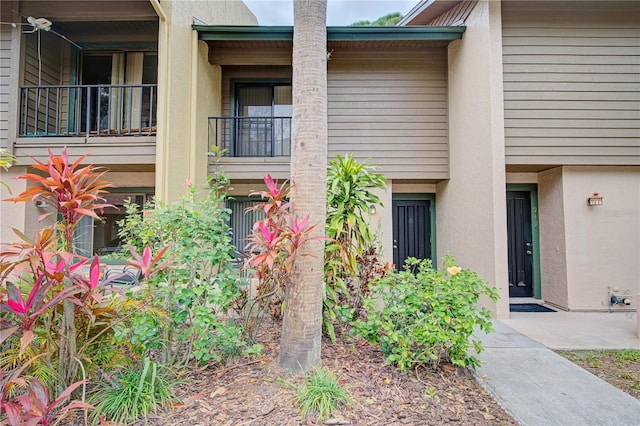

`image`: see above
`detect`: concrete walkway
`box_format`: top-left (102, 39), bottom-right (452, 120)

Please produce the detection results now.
top-left (473, 320), bottom-right (640, 426)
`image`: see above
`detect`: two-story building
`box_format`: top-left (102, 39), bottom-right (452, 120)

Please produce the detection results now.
top-left (1, 0), bottom-right (638, 319)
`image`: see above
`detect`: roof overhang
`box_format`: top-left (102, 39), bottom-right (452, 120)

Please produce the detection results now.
top-left (193, 25), bottom-right (465, 42)
top-left (399, 0), bottom-right (463, 26)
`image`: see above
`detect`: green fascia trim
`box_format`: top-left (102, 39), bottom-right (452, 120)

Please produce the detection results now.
top-left (194, 25), bottom-right (465, 42)
top-left (327, 26), bottom-right (464, 41)
top-left (391, 193), bottom-right (437, 266)
top-left (507, 184), bottom-right (541, 299)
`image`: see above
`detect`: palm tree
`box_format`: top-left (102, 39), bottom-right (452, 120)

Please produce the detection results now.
top-left (277, 0), bottom-right (328, 371)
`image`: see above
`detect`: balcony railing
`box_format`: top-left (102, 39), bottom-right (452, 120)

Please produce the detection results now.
top-left (209, 116), bottom-right (291, 157)
top-left (19, 84), bottom-right (157, 137)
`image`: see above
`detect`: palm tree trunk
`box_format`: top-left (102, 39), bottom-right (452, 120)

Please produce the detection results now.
top-left (277, 0), bottom-right (328, 372)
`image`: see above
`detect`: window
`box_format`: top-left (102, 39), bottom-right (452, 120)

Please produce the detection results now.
top-left (73, 192), bottom-right (153, 256)
top-left (229, 198), bottom-right (265, 256)
top-left (233, 83), bottom-right (292, 156)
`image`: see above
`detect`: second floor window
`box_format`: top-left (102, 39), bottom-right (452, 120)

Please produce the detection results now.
top-left (234, 83), bottom-right (292, 156)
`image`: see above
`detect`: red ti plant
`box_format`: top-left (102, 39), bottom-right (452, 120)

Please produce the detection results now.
top-left (6, 147), bottom-right (113, 250)
top-left (244, 175), bottom-right (320, 329)
top-left (1, 366), bottom-right (93, 426)
top-left (3, 147), bottom-right (113, 387)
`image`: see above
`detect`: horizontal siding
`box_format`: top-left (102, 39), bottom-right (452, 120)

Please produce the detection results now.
top-left (14, 139), bottom-right (156, 165)
top-left (217, 50), bottom-right (449, 181)
top-left (22, 31), bottom-right (64, 135)
top-left (502, 1), bottom-right (640, 166)
top-left (327, 49), bottom-right (449, 179)
top-left (0, 30), bottom-right (11, 148)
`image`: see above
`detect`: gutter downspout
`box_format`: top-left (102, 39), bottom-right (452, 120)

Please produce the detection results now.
top-left (150, 0), bottom-right (167, 22)
top-left (150, 0), bottom-right (170, 200)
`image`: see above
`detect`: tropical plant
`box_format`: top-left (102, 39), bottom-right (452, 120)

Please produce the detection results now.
top-left (1, 372), bottom-right (93, 426)
top-left (323, 154), bottom-right (387, 341)
top-left (117, 174), bottom-right (253, 366)
top-left (296, 366), bottom-right (352, 421)
top-left (244, 174), bottom-right (320, 338)
top-left (278, 0), bottom-right (329, 372)
top-left (0, 148), bottom-right (168, 424)
top-left (90, 357), bottom-right (175, 425)
top-left (0, 147), bottom-right (16, 192)
top-left (355, 257), bottom-right (498, 371)
top-left (4, 147), bottom-right (114, 386)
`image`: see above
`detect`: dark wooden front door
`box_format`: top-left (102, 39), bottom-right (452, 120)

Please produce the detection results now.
top-left (392, 200), bottom-right (431, 270)
top-left (506, 191), bottom-right (533, 297)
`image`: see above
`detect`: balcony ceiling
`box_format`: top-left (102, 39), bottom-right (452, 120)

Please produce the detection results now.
top-left (12, 1), bottom-right (157, 22)
top-left (54, 20), bottom-right (159, 44)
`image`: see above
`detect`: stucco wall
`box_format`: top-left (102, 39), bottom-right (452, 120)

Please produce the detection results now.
top-left (155, 0), bottom-right (257, 202)
top-left (563, 166), bottom-right (640, 310)
top-left (538, 166), bottom-right (640, 311)
top-left (436, 0), bottom-right (509, 318)
top-left (538, 167), bottom-right (569, 308)
top-left (0, 167), bottom-right (27, 245)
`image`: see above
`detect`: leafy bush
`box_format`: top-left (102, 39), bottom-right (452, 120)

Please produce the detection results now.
top-left (296, 367), bottom-right (352, 421)
top-left (355, 257), bottom-right (498, 371)
top-left (117, 174), bottom-right (254, 366)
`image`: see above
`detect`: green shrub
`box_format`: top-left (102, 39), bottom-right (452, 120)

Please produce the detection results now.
top-left (355, 257), bottom-right (498, 371)
top-left (296, 367), bottom-right (352, 421)
top-left (116, 172), bottom-right (254, 366)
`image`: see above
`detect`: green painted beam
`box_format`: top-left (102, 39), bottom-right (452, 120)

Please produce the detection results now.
top-left (194, 25), bottom-right (465, 42)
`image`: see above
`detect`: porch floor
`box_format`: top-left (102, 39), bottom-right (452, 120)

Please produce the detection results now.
top-left (505, 303), bottom-right (639, 350)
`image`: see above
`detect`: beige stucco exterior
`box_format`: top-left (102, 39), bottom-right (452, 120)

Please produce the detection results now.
top-left (436, 0), bottom-right (510, 318)
top-left (539, 166), bottom-right (640, 311)
top-left (154, 0), bottom-right (257, 202)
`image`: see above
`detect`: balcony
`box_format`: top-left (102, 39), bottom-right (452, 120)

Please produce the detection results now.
top-left (19, 84), bottom-right (157, 138)
top-left (209, 116), bottom-right (291, 157)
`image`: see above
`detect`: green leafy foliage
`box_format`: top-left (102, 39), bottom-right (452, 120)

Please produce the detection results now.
top-left (296, 367), bottom-right (352, 421)
top-left (351, 12), bottom-right (403, 26)
top-left (90, 357), bottom-right (175, 425)
top-left (117, 173), bottom-right (254, 366)
top-left (324, 154), bottom-right (387, 341)
top-left (355, 257), bottom-right (498, 371)
top-left (0, 147), bottom-right (16, 192)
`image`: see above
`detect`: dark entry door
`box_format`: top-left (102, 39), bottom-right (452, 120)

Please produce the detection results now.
top-left (392, 200), bottom-right (431, 270)
top-left (506, 191), bottom-right (533, 297)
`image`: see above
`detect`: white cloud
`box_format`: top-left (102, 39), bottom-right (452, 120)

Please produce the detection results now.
top-left (243, 0), bottom-right (419, 26)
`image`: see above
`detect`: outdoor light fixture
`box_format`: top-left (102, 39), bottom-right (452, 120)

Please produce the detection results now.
top-left (369, 204), bottom-right (377, 215)
top-left (587, 193), bottom-right (603, 206)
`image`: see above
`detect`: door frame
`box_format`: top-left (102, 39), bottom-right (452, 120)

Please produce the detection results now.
top-left (506, 184), bottom-right (541, 299)
top-left (391, 193), bottom-right (437, 266)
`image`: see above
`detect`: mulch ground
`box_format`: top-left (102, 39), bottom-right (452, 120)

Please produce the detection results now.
top-left (138, 321), bottom-right (516, 426)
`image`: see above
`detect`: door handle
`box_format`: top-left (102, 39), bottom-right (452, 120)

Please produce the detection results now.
top-left (526, 250), bottom-right (533, 255)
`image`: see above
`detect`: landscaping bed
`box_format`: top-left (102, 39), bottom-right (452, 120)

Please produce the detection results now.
top-left (132, 323), bottom-right (516, 426)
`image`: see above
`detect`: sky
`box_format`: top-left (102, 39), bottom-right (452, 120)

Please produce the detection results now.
top-left (243, 0), bottom-right (419, 26)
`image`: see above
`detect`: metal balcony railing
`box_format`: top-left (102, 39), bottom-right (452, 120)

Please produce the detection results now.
top-left (19, 84), bottom-right (157, 137)
top-left (209, 116), bottom-right (291, 157)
